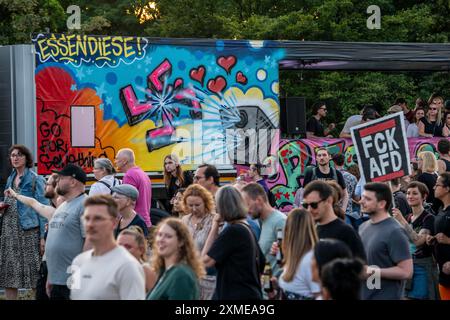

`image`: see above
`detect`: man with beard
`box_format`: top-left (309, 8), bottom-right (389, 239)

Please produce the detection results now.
top-left (359, 182), bottom-right (412, 300)
top-left (45, 164), bottom-right (89, 300)
top-left (241, 183), bottom-right (286, 275)
top-left (302, 180), bottom-right (366, 262)
top-left (303, 148), bottom-right (349, 212)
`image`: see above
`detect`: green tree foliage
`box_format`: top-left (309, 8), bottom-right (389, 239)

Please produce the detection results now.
top-left (1, 0), bottom-right (449, 130)
top-left (0, 0), bottom-right (65, 44)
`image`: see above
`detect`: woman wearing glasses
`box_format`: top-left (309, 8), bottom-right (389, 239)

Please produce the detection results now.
top-left (0, 145), bottom-right (49, 300)
top-left (418, 103), bottom-right (444, 137)
top-left (89, 158), bottom-right (121, 196)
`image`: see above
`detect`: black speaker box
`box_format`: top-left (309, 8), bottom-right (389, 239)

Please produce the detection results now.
top-left (280, 97), bottom-right (306, 136)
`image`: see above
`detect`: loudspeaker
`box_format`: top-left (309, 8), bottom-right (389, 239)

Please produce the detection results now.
top-left (280, 97), bottom-right (306, 135)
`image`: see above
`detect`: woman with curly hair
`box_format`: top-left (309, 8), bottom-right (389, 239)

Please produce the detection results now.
top-left (181, 184), bottom-right (215, 252)
top-left (146, 218), bottom-right (205, 300)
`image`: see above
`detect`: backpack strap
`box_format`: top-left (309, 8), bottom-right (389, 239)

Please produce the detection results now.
top-left (98, 180), bottom-right (112, 193)
top-left (311, 167), bottom-right (317, 181)
top-left (331, 167), bottom-right (338, 182)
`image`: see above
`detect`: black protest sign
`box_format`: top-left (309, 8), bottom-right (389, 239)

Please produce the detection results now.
top-left (351, 112), bottom-right (411, 183)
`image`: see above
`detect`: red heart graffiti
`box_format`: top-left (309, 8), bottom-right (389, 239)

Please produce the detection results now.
top-left (207, 76), bottom-right (227, 94)
top-left (189, 66), bottom-right (205, 85)
top-left (236, 71), bottom-right (247, 85)
top-left (217, 56), bottom-right (236, 74)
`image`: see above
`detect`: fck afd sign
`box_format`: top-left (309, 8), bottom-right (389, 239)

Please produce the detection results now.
top-left (351, 112), bottom-right (411, 183)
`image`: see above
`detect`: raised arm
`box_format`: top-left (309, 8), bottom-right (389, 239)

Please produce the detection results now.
top-left (5, 188), bottom-right (55, 220)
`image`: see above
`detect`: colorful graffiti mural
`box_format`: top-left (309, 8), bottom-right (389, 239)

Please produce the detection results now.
top-left (267, 137), bottom-right (447, 212)
top-left (33, 34), bottom-right (284, 173)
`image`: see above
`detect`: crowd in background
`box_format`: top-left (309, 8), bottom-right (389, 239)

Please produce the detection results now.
top-left (0, 96), bottom-right (449, 300)
top-left (306, 94), bottom-right (450, 139)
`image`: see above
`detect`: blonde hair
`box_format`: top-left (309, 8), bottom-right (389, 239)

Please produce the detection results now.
top-left (418, 151), bottom-right (438, 173)
top-left (150, 218), bottom-right (205, 278)
top-left (119, 226), bottom-right (148, 263)
top-left (282, 208), bottom-right (318, 282)
top-left (427, 94), bottom-right (443, 126)
top-left (182, 184), bottom-right (215, 215)
top-left (163, 154), bottom-right (185, 188)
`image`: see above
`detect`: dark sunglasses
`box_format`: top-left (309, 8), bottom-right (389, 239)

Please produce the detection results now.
top-left (301, 199), bottom-right (325, 209)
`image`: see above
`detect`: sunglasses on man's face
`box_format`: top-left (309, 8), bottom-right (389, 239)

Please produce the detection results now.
top-left (301, 199), bottom-right (325, 209)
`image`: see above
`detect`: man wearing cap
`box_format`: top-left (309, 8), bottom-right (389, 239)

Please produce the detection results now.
top-left (112, 184), bottom-right (148, 238)
top-left (45, 164), bottom-right (89, 300)
top-left (115, 148), bottom-right (152, 228)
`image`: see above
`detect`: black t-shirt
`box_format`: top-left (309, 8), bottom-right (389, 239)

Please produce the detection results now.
top-left (208, 223), bottom-right (265, 300)
top-left (114, 214), bottom-right (149, 238)
top-left (306, 117), bottom-right (325, 137)
top-left (408, 210), bottom-right (434, 259)
top-left (303, 166), bottom-right (347, 191)
top-left (165, 171), bottom-right (193, 212)
top-left (393, 191), bottom-right (412, 218)
top-left (434, 206), bottom-right (450, 286)
top-left (316, 218), bottom-right (367, 262)
top-left (419, 117), bottom-right (443, 137)
top-left (417, 172), bottom-right (442, 212)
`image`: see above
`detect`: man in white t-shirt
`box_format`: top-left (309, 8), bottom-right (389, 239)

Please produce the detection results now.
top-left (70, 194), bottom-right (145, 300)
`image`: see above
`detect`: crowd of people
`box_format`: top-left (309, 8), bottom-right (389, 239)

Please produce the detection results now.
top-left (0, 131), bottom-right (449, 300)
top-left (306, 94), bottom-right (450, 139)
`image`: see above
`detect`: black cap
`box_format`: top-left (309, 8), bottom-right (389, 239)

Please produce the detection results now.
top-left (52, 164), bottom-right (87, 184)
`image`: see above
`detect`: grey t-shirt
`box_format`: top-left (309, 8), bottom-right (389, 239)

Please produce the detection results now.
top-left (45, 194), bottom-right (87, 285)
top-left (259, 210), bottom-right (287, 275)
top-left (340, 115), bottom-right (362, 135)
top-left (359, 217), bottom-right (411, 300)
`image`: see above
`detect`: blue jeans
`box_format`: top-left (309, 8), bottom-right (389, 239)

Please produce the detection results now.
top-left (406, 264), bottom-right (429, 299)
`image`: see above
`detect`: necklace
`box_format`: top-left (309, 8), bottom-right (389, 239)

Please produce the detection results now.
top-left (189, 214), bottom-right (209, 231)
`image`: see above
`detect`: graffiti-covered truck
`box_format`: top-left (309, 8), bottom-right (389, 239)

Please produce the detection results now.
top-left (0, 35), bottom-right (445, 210)
top-left (0, 34), bottom-right (284, 203)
